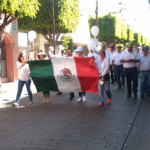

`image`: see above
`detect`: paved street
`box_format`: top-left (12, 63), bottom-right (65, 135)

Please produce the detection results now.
top-left (0, 81), bottom-right (147, 150)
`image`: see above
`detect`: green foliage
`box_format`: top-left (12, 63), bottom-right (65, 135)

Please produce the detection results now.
top-left (61, 35), bottom-right (73, 50)
top-left (0, 0), bottom-right (39, 18)
top-left (88, 14), bottom-right (127, 43)
top-left (127, 28), bottom-right (134, 42)
top-left (18, 0), bottom-right (79, 45)
top-left (134, 33), bottom-right (141, 44)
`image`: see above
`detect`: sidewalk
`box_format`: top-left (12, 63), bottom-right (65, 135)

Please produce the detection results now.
top-left (0, 81), bottom-right (143, 150)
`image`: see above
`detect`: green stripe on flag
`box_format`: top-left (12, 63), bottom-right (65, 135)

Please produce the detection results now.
top-left (28, 60), bottom-right (59, 92)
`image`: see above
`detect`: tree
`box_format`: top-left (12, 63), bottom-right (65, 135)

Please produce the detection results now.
top-left (88, 14), bottom-right (127, 44)
top-left (134, 33), bottom-right (141, 44)
top-left (61, 35), bottom-right (73, 50)
top-left (0, 0), bottom-right (40, 42)
top-left (18, 0), bottom-right (80, 46)
top-left (127, 28), bottom-right (134, 42)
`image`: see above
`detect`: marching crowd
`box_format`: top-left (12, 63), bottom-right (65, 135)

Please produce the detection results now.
top-left (12, 41), bottom-right (150, 107)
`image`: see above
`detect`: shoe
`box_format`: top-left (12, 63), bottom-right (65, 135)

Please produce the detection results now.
top-left (12, 102), bottom-right (19, 108)
top-left (140, 95), bottom-right (144, 98)
top-left (134, 94), bottom-right (137, 98)
top-left (117, 87), bottom-right (121, 89)
top-left (77, 97), bottom-right (82, 102)
top-left (82, 96), bottom-right (86, 101)
top-left (46, 101), bottom-right (50, 103)
top-left (108, 99), bottom-right (111, 103)
top-left (56, 92), bottom-right (62, 95)
top-left (146, 94), bottom-right (150, 97)
top-left (98, 102), bottom-right (104, 106)
top-left (28, 101), bottom-right (34, 106)
top-left (127, 94), bottom-right (131, 98)
top-left (122, 85), bottom-right (125, 89)
top-left (110, 82), bottom-right (114, 84)
top-left (69, 97), bottom-right (74, 100)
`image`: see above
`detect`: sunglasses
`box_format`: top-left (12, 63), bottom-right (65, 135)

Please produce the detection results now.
top-left (110, 46), bottom-right (114, 48)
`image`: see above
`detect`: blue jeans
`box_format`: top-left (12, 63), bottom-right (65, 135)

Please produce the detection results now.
top-left (140, 71), bottom-right (150, 95)
top-left (16, 79), bottom-right (33, 103)
top-left (98, 80), bottom-right (111, 103)
top-left (115, 65), bottom-right (125, 88)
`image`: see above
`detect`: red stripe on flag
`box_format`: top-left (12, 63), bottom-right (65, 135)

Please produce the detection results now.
top-left (74, 57), bottom-right (99, 93)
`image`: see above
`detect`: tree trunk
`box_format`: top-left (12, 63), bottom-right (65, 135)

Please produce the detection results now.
top-left (0, 29), bottom-right (4, 45)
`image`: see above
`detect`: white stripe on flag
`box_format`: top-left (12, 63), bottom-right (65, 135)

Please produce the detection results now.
top-left (51, 57), bottom-right (82, 92)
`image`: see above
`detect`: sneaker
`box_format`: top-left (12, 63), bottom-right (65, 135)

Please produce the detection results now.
top-left (12, 102), bottom-right (19, 108)
top-left (82, 96), bottom-right (86, 101)
top-left (140, 95), bottom-right (144, 98)
top-left (77, 97), bottom-right (82, 102)
top-left (108, 99), bottom-right (111, 103)
top-left (117, 87), bottom-right (121, 89)
top-left (98, 102), bottom-right (104, 106)
top-left (56, 92), bottom-right (62, 95)
top-left (28, 101), bottom-right (34, 106)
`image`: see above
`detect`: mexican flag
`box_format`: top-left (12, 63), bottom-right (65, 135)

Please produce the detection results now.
top-left (28, 57), bottom-right (99, 93)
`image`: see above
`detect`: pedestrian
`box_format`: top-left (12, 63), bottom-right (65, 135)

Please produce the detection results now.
top-left (12, 53), bottom-right (33, 108)
top-left (88, 49), bottom-right (98, 61)
top-left (37, 52), bottom-right (50, 103)
top-left (48, 46), bottom-right (55, 59)
top-left (112, 44), bottom-right (125, 89)
top-left (138, 46), bottom-right (150, 98)
top-left (120, 42), bottom-right (140, 98)
top-left (74, 47), bottom-right (86, 102)
top-left (96, 49), bottom-right (111, 106)
top-left (108, 44), bottom-right (117, 84)
top-left (66, 50), bottom-right (75, 100)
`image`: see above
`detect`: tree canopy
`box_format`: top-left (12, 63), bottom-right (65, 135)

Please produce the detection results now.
top-left (18, 0), bottom-right (80, 46)
top-left (0, 0), bottom-right (39, 31)
top-left (89, 14), bottom-right (128, 44)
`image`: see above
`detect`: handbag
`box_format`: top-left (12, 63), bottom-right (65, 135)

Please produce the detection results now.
top-left (103, 72), bottom-right (110, 81)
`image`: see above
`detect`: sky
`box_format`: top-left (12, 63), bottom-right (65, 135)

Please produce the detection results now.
top-left (80, 0), bottom-right (150, 40)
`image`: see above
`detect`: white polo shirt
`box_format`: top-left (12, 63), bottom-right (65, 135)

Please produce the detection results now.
top-left (139, 54), bottom-right (150, 71)
top-left (120, 50), bottom-right (139, 68)
top-left (112, 51), bottom-right (123, 65)
top-left (107, 50), bottom-right (116, 65)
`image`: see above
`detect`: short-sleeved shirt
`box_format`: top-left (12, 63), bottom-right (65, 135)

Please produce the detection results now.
top-left (107, 50), bottom-right (116, 65)
top-left (112, 51), bottom-right (123, 65)
top-left (139, 54), bottom-right (150, 71)
top-left (120, 50), bottom-right (139, 68)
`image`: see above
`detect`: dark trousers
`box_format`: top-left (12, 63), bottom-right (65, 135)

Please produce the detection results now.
top-left (43, 91), bottom-right (50, 97)
top-left (115, 65), bottom-right (125, 88)
top-left (70, 92), bottom-right (74, 98)
top-left (124, 67), bottom-right (138, 95)
top-left (110, 65), bottom-right (117, 83)
top-left (79, 92), bottom-right (86, 97)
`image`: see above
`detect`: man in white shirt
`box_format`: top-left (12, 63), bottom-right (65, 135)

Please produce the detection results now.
top-left (120, 42), bottom-right (140, 98)
top-left (108, 44), bottom-right (117, 84)
top-left (88, 49), bottom-right (98, 61)
top-left (112, 44), bottom-right (125, 89)
top-left (48, 46), bottom-right (54, 59)
top-left (138, 46), bottom-right (150, 98)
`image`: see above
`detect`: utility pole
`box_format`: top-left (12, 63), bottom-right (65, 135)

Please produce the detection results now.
top-left (96, 0), bottom-right (98, 26)
top-left (51, 0), bottom-right (55, 54)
